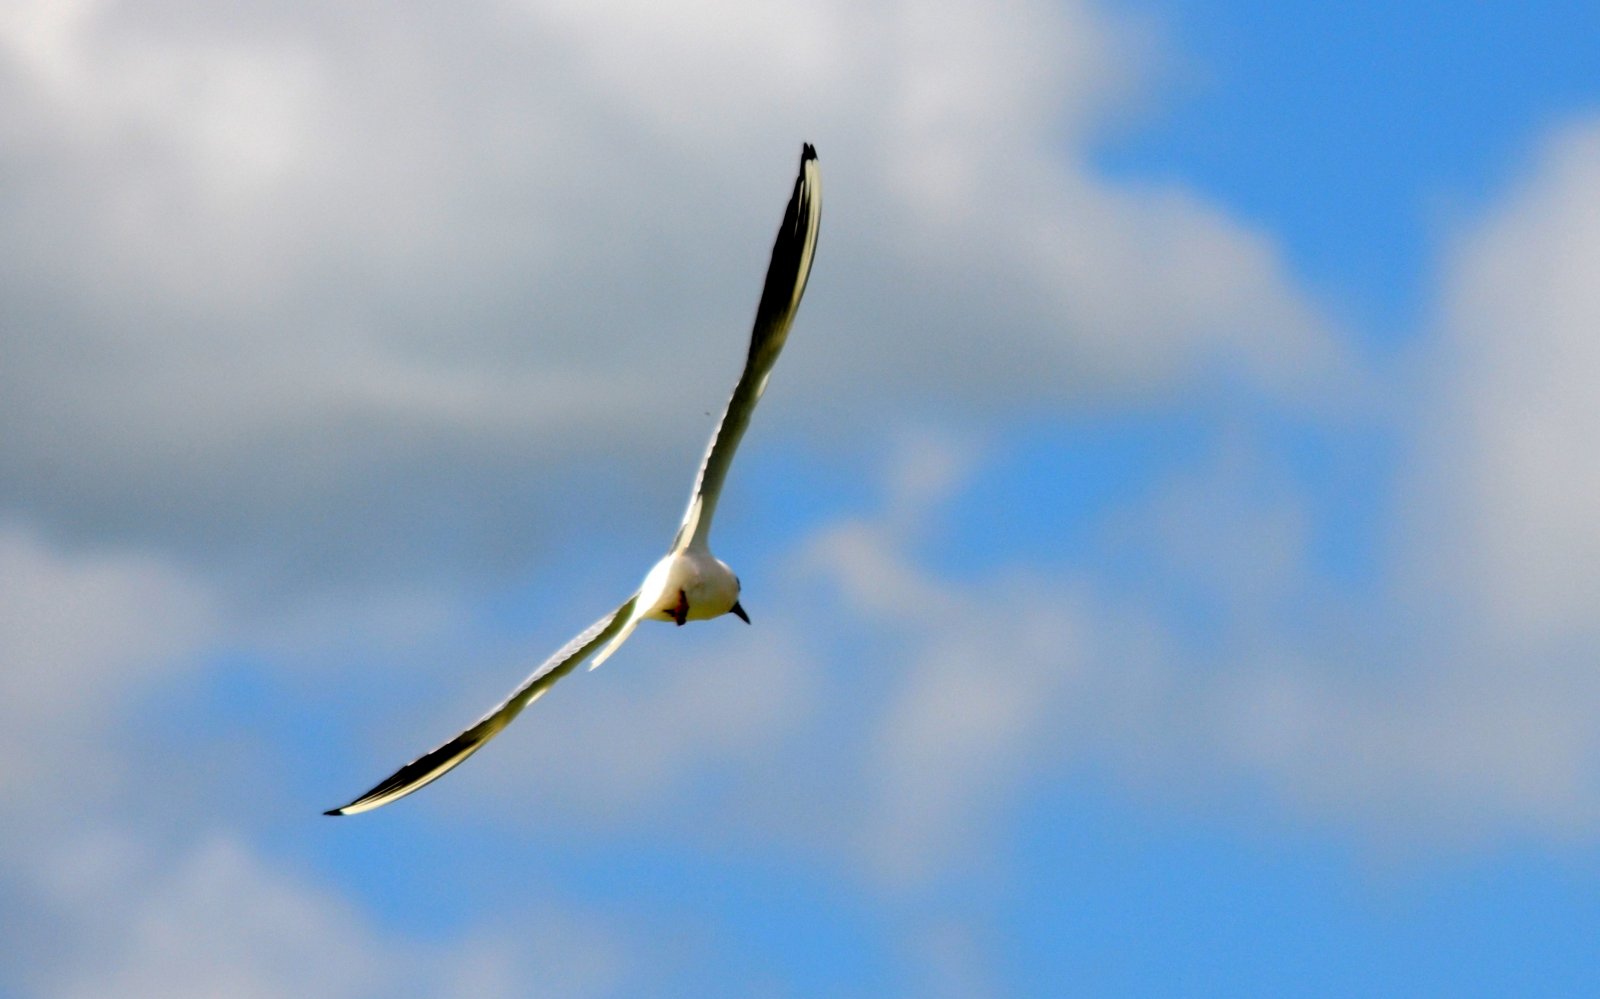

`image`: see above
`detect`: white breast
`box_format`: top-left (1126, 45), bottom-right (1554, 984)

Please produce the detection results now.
top-left (638, 550), bottom-right (741, 622)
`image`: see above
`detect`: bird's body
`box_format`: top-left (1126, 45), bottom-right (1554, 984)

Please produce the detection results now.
top-left (325, 144), bottom-right (821, 816)
top-left (638, 549), bottom-right (742, 625)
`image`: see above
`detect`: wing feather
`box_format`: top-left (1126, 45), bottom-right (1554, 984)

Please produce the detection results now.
top-left (324, 594), bottom-right (639, 816)
top-left (673, 144), bottom-right (822, 552)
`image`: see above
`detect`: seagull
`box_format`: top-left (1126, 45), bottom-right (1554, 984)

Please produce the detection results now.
top-left (325, 144), bottom-right (821, 816)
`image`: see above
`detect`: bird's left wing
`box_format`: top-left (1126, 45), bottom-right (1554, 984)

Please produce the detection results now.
top-left (672, 144), bottom-right (822, 553)
top-left (324, 594), bottom-right (639, 816)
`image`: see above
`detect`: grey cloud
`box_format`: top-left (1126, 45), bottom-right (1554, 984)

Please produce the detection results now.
top-left (1, 0), bottom-right (1342, 588)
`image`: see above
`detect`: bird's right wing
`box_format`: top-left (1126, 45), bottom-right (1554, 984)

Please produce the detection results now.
top-left (672, 144), bottom-right (821, 553)
top-left (324, 594), bottom-right (639, 816)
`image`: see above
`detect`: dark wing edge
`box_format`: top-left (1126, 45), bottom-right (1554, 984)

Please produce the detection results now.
top-left (673, 143), bottom-right (822, 552)
top-left (323, 594), bottom-right (639, 816)
top-left (746, 142), bottom-right (822, 377)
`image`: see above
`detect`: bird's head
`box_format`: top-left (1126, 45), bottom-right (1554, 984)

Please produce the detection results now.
top-left (730, 572), bottom-right (749, 624)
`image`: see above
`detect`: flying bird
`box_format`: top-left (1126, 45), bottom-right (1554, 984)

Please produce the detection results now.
top-left (325, 144), bottom-right (821, 816)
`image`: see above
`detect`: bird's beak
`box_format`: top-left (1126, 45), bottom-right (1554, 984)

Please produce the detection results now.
top-left (731, 601), bottom-right (750, 624)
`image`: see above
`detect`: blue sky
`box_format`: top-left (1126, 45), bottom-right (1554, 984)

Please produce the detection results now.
top-left (4, 0), bottom-right (1600, 995)
top-left (1105, 0), bottom-right (1600, 338)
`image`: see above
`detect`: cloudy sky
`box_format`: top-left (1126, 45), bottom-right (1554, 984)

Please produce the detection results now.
top-left (4, 0), bottom-right (1600, 994)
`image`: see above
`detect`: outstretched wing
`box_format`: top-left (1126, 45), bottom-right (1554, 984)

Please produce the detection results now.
top-left (672, 144), bottom-right (822, 553)
top-left (324, 594), bottom-right (639, 816)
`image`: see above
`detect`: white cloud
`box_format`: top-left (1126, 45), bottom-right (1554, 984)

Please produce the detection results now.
top-left (0, 524), bottom-right (216, 801)
top-left (0, 526), bottom-right (628, 997)
top-left (24, 830), bottom-right (629, 999)
top-left (781, 434), bottom-right (1091, 883)
top-left (809, 121), bottom-right (1600, 855)
top-left (1420, 122), bottom-right (1600, 646)
top-left (779, 327), bottom-right (1600, 883)
top-left (48, 836), bottom-right (390, 999)
top-left (1214, 659), bottom-right (1600, 837)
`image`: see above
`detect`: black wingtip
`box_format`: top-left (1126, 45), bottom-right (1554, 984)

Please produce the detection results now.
top-left (801, 142), bottom-right (817, 162)
top-left (323, 807), bottom-right (345, 817)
